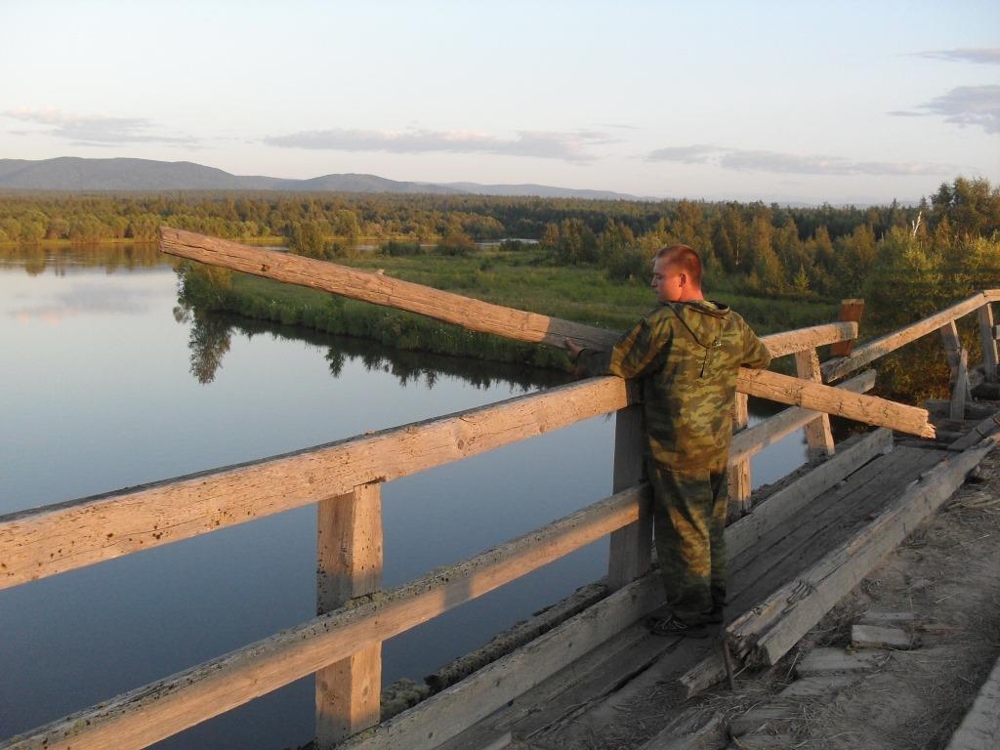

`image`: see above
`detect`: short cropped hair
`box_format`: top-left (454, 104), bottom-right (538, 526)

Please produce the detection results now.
top-left (655, 244), bottom-right (702, 289)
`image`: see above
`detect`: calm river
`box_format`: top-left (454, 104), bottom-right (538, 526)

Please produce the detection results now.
top-left (0, 244), bottom-right (808, 749)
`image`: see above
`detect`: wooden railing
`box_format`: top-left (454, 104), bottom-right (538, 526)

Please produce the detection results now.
top-left (2, 291), bottom-right (998, 750)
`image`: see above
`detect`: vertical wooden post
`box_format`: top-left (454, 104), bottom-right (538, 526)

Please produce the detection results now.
top-left (978, 303), bottom-right (998, 383)
top-left (315, 482), bottom-right (383, 749)
top-left (940, 321), bottom-right (971, 418)
top-left (606, 404), bottom-right (652, 590)
top-left (727, 394), bottom-right (752, 522)
top-left (795, 348), bottom-right (835, 459)
top-left (830, 299), bottom-right (864, 357)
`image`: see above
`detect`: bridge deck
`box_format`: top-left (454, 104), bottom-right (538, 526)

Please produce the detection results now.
top-left (435, 419), bottom-right (993, 750)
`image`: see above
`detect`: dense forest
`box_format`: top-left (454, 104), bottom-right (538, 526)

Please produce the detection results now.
top-left (2, 176), bottom-right (998, 334)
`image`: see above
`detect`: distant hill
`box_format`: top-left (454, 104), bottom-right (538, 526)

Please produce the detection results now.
top-left (0, 157), bottom-right (638, 199)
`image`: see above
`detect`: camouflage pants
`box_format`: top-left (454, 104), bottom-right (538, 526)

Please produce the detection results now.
top-left (646, 460), bottom-right (729, 624)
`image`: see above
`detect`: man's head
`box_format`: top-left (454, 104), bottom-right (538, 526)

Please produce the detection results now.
top-left (651, 244), bottom-right (704, 303)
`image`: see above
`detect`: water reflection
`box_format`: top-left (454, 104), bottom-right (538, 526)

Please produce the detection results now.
top-left (0, 242), bottom-right (172, 273)
top-left (175, 303), bottom-right (573, 391)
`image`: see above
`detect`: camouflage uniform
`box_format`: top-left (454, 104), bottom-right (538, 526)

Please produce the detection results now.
top-left (578, 299), bottom-right (770, 623)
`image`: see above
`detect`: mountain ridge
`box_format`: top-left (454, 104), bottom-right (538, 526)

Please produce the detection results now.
top-left (0, 156), bottom-right (639, 200)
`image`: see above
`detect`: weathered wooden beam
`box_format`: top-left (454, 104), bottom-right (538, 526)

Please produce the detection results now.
top-left (729, 371), bottom-right (876, 464)
top-left (159, 228), bottom-right (933, 438)
top-left (822, 290), bottom-right (1000, 382)
top-left (315, 483), bottom-right (383, 748)
top-left (978, 303), bottom-right (999, 384)
top-left (160, 226), bottom-right (619, 351)
top-left (829, 299), bottom-right (865, 357)
top-left (794, 347), bottom-right (834, 458)
top-left (0, 377), bottom-right (630, 590)
top-left (1, 485), bottom-right (646, 750)
top-left (160, 227), bottom-right (858, 358)
top-left (737, 369), bottom-right (934, 439)
top-left (728, 394), bottom-right (752, 520)
top-left (606, 405), bottom-right (652, 590)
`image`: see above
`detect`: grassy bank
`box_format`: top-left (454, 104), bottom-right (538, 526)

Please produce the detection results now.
top-left (179, 246), bottom-right (842, 371)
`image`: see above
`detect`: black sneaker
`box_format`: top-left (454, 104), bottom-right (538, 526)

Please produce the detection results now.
top-left (646, 613), bottom-right (709, 638)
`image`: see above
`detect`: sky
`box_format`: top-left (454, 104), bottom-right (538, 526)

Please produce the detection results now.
top-left (2, 0), bottom-right (998, 205)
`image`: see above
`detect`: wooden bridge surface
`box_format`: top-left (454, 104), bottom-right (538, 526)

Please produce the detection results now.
top-left (424, 414), bottom-right (998, 750)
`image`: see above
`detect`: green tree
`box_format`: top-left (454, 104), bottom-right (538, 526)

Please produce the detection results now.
top-left (289, 221), bottom-right (326, 257)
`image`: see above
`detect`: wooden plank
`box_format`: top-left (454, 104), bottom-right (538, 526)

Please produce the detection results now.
top-left (727, 428), bottom-right (892, 561)
top-left (337, 574), bottom-right (663, 750)
top-left (730, 706), bottom-right (801, 736)
top-left (759, 322), bottom-right (859, 358)
top-left (821, 291), bottom-right (1000, 382)
top-left (737, 368), bottom-right (934, 438)
top-left (729, 371), bottom-right (876, 464)
top-left (952, 349), bottom-right (970, 421)
top-left (434, 612), bottom-right (673, 749)
top-left (945, 651), bottom-right (1000, 750)
top-left (829, 299), bottom-right (865, 357)
top-left (0, 376), bottom-right (629, 590)
top-left (424, 582), bottom-right (608, 694)
top-left (778, 674), bottom-right (857, 698)
top-left (948, 413), bottom-right (1000, 452)
top-left (2, 485), bottom-right (645, 750)
top-left (728, 447), bottom-right (945, 623)
top-left (635, 712), bottom-right (726, 750)
top-left (726, 432), bottom-right (1000, 667)
top-left (794, 347), bottom-right (834, 458)
top-left (940, 320), bottom-right (964, 372)
top-left (728, 393), bottom-right (752, 520)
top-left (315, 483), bottom-right (383, 748)
top-left (607, 405), bottom-right (652, 590)
top-left (979, 304), bottom-right (999, 384)
top-left (851, 624), bottom-right (917, 650)
top-left (795, 647), bottom-right (885, 675)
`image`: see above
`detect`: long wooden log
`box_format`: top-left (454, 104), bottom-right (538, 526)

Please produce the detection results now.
top-left (158, 228), bottom-right (935, 438)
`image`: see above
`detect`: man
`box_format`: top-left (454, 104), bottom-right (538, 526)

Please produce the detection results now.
top-left (566, 244), bottom-right (771, 637)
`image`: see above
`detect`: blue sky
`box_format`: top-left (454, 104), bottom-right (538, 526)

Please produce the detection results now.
top-left (3, 0), bottom-right (998, 204)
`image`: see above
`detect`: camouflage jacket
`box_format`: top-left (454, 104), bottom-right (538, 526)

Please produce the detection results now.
top-left (577, 300), bottom-right (771, 471)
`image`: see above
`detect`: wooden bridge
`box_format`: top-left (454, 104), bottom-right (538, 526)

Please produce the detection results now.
top-left (2, 232), bottom-right (998, 750)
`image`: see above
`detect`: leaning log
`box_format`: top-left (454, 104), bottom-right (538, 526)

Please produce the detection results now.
top-left (159, 228), bottom-right (935, 438)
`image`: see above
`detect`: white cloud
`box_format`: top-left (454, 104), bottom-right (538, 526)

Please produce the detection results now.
top-left (915, 48), bottom-right (1000, 65)
top-left (2, 107), bottom-right (197, 146)
top-left (646, 144), bottom-right (722, 164)
top-left (921, 86), bottom-right (1000, 134)
top-left (263, 127), bottom-right (613, 163)
top-left (645, 145), bottom-right (948, 177)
